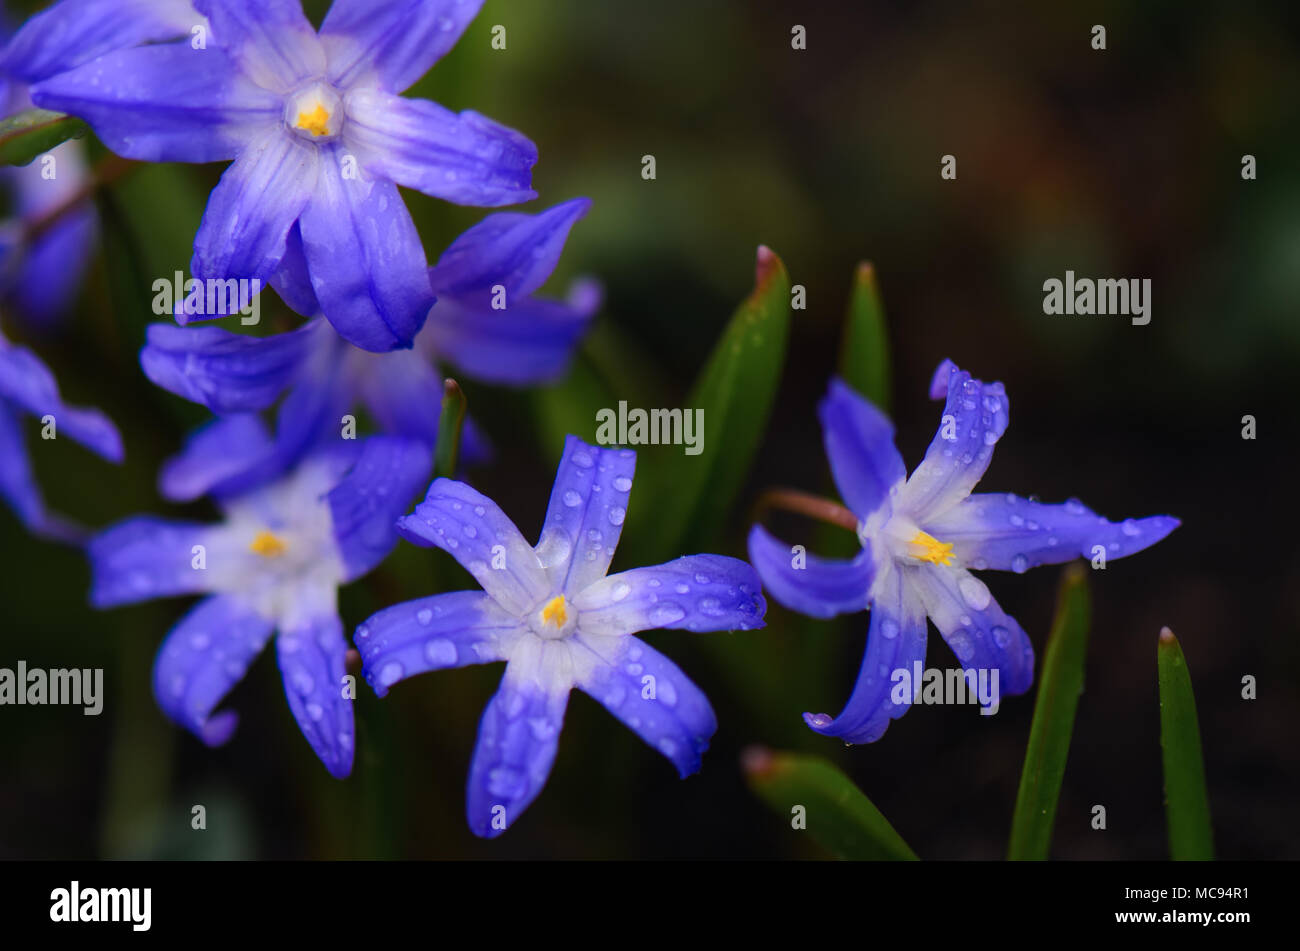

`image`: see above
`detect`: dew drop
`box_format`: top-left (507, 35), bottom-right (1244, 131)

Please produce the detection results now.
top-left (958, 575), bottom-right (992, 610)
top-left (424, 639), bottom-right (457, 666)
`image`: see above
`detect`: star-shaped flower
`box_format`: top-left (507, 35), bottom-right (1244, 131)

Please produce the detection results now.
top-left (355, 435), bottom-right (766, 836)
top-left (749, 362), bottom-right (1180, 743)
top-left (32, 0), bottom-right (538, 352)
top-left (88, 431), bottom-right (430, 776)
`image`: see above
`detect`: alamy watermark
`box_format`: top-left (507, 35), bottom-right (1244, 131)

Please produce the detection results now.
top-left (151, 270), bottom-right (261, 325)
top-left (1042, 271), bottom-right (1150, 326)
top-left (50, 882), bottom-right (150, 931)
top-left (595, 401), bottom-right (703, 456)
top-left (892, 662), bottom-right (1001, 715)
top-left (0, 661), bottom-right (103, 715)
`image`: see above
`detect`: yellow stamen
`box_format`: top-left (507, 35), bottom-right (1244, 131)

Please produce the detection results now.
top-left (249, 530), bottom-right (287, 558)
top-left (294, 102), bottom-right (332, 137)
top-left (541, 595), bottom-right (568, 628)
top-left (908, 530), bottom-right (954, 566)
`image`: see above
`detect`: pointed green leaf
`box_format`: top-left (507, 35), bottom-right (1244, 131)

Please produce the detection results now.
top-left (839, 261), bottom-right (892, 411)
top-left (0, 108), bottom-right (88, 166)
top-left (1008, 563), bottom-right (1091, 860)
top-left (637, 246), bottom-right (791, 562)
top-left (433, 379), bottom-right (467, 479)
top-left (744, 747), bottom-right (918, 860)
top-left (1158, 627), bottom-right (1214, 860)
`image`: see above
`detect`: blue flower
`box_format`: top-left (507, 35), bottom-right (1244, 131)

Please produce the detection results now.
top-left (748, 362), bottom-right (1180, 744)
top-left (1, 0), bottom-right (202, 323)
top-left (354, 435), bottom-right (766, 837)
top-left (137, 199), bottom-right (597, 497)
top-left (0, 331), bottom-right (122, 538)
top-left (87, 430), bottom-right (431, 777)
top-left (31, 0), bottom-right (538, 352)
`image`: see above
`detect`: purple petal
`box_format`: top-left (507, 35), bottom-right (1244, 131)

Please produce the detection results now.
top-left (194, 0), bottom-right (324, 93)
top-left (0, 402), bottom-right (42, 528)
top-left (353, 346), bottom-right (442, 442)
top-left (803, 565), bottom-right (928, 744)
top-left (0, 340), bottom-right (122, 461)
top-left (158, 414), bottom-right (274, 503)
top-left (397, 477), bottom-right (550, 616)
top-left (465, 671), bottom-right (567, 838)
top-left (573, 554), bottom-right (767, 636)
top-left (88, 516), bottom-right (220, 608)
top-left (425, 294), bottom-right (594, 386)
top-left (327, 436), bottom-right (431, 582)
top-left (276, 612), bottom-right (354, 778)
top-left (30, 43), bottom-right (279, 162)
top-left (575, 634), bottom-right (717, 777)
top-left (152, 593), bottom-right (273, 747)
top-left (140, 319), bottom-right (323, 413)
top-left (343, 88), bottom-right (536, 206)
top-left (431, 199), bottom-right (592, 298)
top-left (202, 373), bottom-right (349, 500)
top-left (535, 436), bottom-right (635, 595)
top-left (267, 222), bottom-right (320, 316)
top-left (747, 523), bottom-right (874, 619)
top-left (191, 127), bottom-right (319, 284)
top-left (8, 141), bottom-right (95, 326)
top-left (923, 493), bottom-right (1181, 573)
top-left (355, 590), bottom-right (519, 697)
top-left (320, 0), bottom-right (484, 94)
top-left (909, 563), bottom-right (1035, 697)
top-left (897, 362), bottom-right (1009, 522)
top-left (0, 0), bottom-right (200, 84)
top-left (298, 144), bottom-right (433, 352)
top-left (819, 377), bottom-right (906, 522)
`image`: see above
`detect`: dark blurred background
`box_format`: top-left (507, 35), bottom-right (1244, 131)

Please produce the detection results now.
top-left (2, 0), bottom-right (1297, 859)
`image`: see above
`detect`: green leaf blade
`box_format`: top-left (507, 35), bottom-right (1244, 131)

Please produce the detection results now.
top-left (1158, 627), bottom-right (1215, 861)
top-left (744, 748), bottom-right (918, 861)
top-left (638, 245), bottom-right (791, 561)
top-left (1007, 563), bottom-right (1091, 860)
top-left (839, 261), bottom-right (892, 411)
top-left (433, 378), bottom-right (467, 479)
top-left (0, 108), bottom-right (88, 166)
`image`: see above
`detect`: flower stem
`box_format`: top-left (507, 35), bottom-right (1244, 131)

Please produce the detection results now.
top-left (753, 488), bottom-right (859, 532)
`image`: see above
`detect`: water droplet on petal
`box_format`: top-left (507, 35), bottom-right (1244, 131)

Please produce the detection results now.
top-left (417, 608), bottom-right (433, 625)
top-left (1011, 554), bottom-right (1029, 574)
top-left (958, 574), bottom-right (992, 611)
top-left (608, 506), bottom-right (625, 526)
top-left (650, 603), bottom-right (686, 626)
top-left (424, 639), bottom-right (457, 666)
top-left (563, 490), bottom-right (582, 507)
top-left (948, 628), bottom-right (975, 662)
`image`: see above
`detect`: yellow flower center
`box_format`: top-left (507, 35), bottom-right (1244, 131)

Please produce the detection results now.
top-left (249, 530), bottom-right (287, 558)
top-left (540, 595), bottom-right (568, 628)
top-left (908, 530), bottom-right (954, 566)
top-left (294, 102), bottom-right (332, 137)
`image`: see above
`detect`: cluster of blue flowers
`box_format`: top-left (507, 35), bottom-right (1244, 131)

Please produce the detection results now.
top-left (0, 0), bottom-right (1178, 839)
